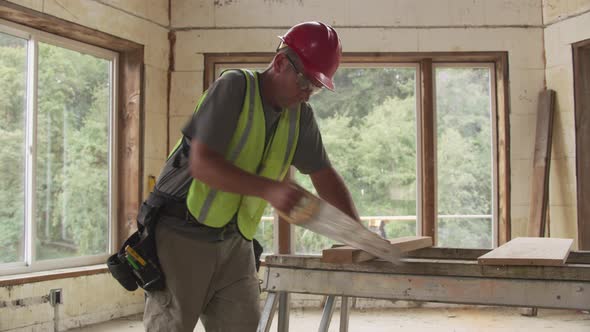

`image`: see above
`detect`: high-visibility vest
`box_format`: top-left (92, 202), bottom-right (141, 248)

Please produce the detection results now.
top-left (169, 69), bottom-right (300, 240)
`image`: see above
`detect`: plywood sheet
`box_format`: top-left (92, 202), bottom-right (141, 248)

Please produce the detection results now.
top-left (478, 237), bottom-right (573, 266)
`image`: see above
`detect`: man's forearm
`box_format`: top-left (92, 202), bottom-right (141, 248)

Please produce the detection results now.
top-left (310, 166), bottom-right (360, 221)
top-left (189, 139), bottom-right (303, 213)
top-left (189, 139), bottom-right (274, 198)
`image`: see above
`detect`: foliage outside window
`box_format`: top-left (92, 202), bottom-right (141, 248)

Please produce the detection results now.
top-left (0, 21), bottom-right (116, 274)
top-left (435, 66), bottom-right (495, 248)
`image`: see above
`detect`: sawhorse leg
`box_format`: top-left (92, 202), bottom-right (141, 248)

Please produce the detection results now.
top-left (318, 296), bottom-right (350, 332)
top-left (278, 292), bottom-right (291, 331)
top-left (257, 292), bottom-right (291, 332)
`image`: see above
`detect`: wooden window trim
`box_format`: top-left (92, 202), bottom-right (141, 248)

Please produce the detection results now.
top-left (0, 266), bottom-right (108, 287)
top-left (203, 51), bottom-right (510, 250)
top-left (573, 38), bottom-right (590, 250)
top-left (0, 0), bottom-right (144, 282)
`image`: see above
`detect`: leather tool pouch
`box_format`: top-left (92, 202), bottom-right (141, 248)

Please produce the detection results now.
top-left (107, 194), bottom-right (167, 291)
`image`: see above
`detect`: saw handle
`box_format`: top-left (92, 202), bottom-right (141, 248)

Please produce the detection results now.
top-left (276, 184), bottom-right (320, 225)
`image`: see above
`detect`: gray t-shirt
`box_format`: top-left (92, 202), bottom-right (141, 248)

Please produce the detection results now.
top-left (155, 69), bottom-right (330, 202)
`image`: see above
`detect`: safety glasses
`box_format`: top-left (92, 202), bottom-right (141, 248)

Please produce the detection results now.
top-left (285, 54), bottom-right (323, 95)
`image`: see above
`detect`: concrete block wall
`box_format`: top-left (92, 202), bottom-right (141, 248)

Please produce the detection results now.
top-left (543, 0), bottom-right (590, 242)
top-left (1, 0), bottom-right (589, 330)
top-left (1, 0), bottom-right (169, 331)
top-left (169, 0), bottom-right (547, 241)
top-left (0, 273), bottom-right (144, 331)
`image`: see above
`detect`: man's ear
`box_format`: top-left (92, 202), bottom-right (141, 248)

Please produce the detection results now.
top-left (273, 53), bottom-right (287, 73)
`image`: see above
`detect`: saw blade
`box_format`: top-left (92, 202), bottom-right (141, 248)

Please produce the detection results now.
top-left (279, 188), bottom-right (401, 264)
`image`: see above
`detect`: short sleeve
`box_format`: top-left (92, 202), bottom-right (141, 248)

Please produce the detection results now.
top-left (181, 70), bottom-right (245, 156)
top-left (291, 103), bottom-right (331, 174)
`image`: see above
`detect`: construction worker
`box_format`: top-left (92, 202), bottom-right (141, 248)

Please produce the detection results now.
top-left (143, 21), bottom-right (359, 331)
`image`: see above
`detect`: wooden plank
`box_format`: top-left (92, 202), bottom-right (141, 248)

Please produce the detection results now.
top-left (391, 236), bottom-right (433, 252)
top-left (527, 90), bottom-right (556, 237)
top-left (322, 237), bottom-right (433, 264)
top-left (477, 237), bottom-right (573, 266)
top-left (574, 41), bottom-right (590, 250)
top-left (322, 246), bottom-right (375, 264)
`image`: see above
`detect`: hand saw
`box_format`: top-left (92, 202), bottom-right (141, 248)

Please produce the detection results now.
top-left (277, 185), bottom-right (401, 264)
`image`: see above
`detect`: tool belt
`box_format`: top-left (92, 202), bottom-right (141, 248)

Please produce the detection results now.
top-left (107, 188), bottom-right (265, 291)
top-left (107, 190), bottom-right (179, 292)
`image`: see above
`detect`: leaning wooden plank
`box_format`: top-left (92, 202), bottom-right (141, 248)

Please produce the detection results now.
top-left (527, 90), bottom-right (556, 237)
top-left (322, 236), bottom-right (433, 264)
top-left (478, 237), bottom-right (573, 266)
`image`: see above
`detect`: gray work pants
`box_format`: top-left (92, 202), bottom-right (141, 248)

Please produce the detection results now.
top-left (143, 218), bottom-right (261, 332)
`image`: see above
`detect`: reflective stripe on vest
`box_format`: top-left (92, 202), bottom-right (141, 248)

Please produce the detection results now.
top-left (185, 69), bottom-right (300, 240)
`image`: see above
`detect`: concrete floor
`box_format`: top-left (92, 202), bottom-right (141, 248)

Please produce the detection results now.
top-left (71, 306), bottom-right (590, 331)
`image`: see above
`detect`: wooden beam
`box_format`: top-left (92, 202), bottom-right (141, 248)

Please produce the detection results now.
top-left (118, 48), bottom-right (144, 244)
top-left (0, 0), bottom-right (141, 52)
top-left (574, 40), bottom-right (590, 250)
top-left (527, 90), bottom-right (556, 237)
top-left (321, 236), bottom-right (432, 264)
top-left (421, 59), bottom-right (436, 242)
top-left (263, 266), bottom-right (590, 310)
top-left (495, 53), bottom-right (511, 245)
top-left (265, 255), bottom-right (590, 282)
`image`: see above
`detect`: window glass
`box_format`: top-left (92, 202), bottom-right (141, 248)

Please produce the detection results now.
top-left (0, 32), bottom-right (27, 264)
top-left (35, 42), bottom-right (111, 259)
top-left (435, 66), bottom-right (494, 248)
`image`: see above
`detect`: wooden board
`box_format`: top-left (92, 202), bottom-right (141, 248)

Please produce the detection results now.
top-left (322, 236), bottom-right (432, 264)
top-left (574, 41), bottom-right (590, 250)
top-left (527, 90), bottom-right (555, 237)
top-left (478, 237), bottom-right (573, 266)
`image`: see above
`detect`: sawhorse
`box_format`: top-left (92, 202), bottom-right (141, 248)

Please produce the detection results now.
top-left (257, 292), bottom-right (351, 332)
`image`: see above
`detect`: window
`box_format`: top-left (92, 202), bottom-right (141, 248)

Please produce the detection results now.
top-left (434, 65), bottom-right (496, 248)
top-left (204, 52), bottom-right (509, 254)
top-left (0, 19), bottom-right (117, 274)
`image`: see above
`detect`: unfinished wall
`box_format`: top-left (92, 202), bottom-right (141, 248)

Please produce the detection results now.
top-left (543, 0), bottom-right (590, 245)
top-left (170, 0), bottom-right (546, 242)
top-left (0, 0), bottom-right (169, 331)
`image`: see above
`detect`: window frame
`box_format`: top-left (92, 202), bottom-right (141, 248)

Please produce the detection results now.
top-left (0, 18), bottom-right (119, 275)
top-left (204, 52), bottom-right (511, 252)
top-left (573, 38), bottom-right (590, 250)
top-left (0, 1), bottom-right (144, 281)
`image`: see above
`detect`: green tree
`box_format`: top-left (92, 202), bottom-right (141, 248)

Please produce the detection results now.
top-left (0, 33), bottom-right (27, 263)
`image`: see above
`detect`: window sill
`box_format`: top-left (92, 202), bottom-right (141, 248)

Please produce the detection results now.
top-left (0, 264), bottom-right (108, 287)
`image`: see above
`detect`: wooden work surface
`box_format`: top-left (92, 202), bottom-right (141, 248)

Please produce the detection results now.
top-left (264, 249), bottom-right (590, 282)
top-left (477, 237), bottom-right (573, 266)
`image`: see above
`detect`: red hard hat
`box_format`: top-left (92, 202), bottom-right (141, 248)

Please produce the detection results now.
top-left (279, 21), bottom-right (342, 91)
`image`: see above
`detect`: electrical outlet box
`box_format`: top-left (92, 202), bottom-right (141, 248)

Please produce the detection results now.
top-left (49, 288), bottom-right (62, 305)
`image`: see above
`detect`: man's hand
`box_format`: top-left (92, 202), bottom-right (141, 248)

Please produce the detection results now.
top-left (262, 181), bottom-right (304, 215)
